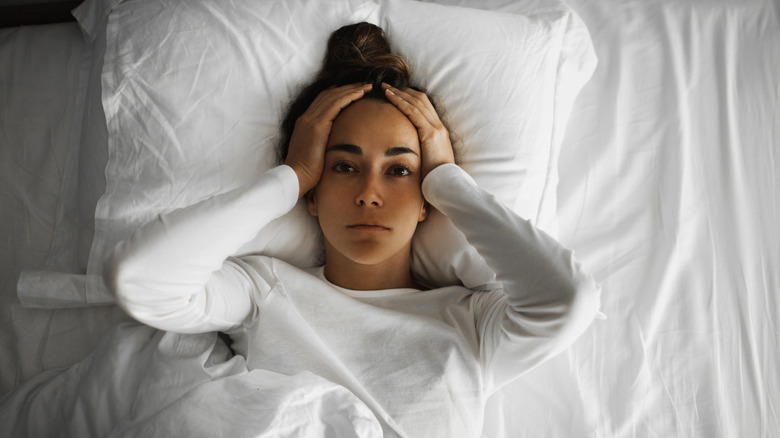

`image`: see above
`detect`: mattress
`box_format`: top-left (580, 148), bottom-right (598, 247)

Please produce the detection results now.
top-left (1, 0), bottom-right (778, 436)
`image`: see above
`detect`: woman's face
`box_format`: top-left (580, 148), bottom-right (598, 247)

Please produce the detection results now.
top-left (307, 99), bottom-right (427, 267)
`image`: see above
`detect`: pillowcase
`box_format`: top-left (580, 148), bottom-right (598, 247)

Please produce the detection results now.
top-left (19, 0), bottom-right (596, 306)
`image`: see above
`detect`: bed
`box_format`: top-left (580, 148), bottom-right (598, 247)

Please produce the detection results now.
top-left (1, 0), bottom-right (777, 436)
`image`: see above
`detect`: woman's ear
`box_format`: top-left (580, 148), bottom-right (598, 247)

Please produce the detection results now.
top-left (418, 201), bottom-right (428, 223)
top-left (306, 190), bottom-right (318, 217)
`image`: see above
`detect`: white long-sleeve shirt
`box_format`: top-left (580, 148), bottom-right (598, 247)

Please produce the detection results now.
top-left (105, 163), bottom-right (601, 437)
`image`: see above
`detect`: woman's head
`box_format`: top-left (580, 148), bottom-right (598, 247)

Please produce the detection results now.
top-left (280, 22), bottom-right (450, 286)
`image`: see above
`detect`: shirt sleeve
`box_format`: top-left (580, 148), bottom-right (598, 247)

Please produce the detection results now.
top-left (103, 165), bottom-right (300, 333)
top-left (421, 163), bottom-right (602, 392)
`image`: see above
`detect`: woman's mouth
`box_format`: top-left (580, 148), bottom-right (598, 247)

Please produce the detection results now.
top-left (347, 224), bottom-right (390, 231)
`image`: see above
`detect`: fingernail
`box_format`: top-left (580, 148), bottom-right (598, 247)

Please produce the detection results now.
top-left (385, 88), bottom-right (394, 96)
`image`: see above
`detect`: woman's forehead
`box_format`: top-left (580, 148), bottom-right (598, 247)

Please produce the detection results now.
top-left (327, 100), bottom-right (420, 153)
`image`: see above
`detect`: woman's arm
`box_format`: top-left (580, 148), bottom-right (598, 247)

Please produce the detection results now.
top-left (422, 164), bottom-right (602, 391)
top-left (106, 83), bottom-right (372, 334)
top-left (383, 83), bottom-right (600, 390)
top-left (104, 165), bottom-right (299, 333)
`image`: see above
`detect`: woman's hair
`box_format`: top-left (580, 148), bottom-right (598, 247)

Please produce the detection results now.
top-left (278, 22), bottom-right (424, 163)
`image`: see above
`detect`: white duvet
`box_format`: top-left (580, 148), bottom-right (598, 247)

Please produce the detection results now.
top-left (1, 322), bottom-right (382, 437)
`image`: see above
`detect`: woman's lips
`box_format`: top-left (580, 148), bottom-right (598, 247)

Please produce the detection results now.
top-left (347, 224), bottom-right (390, 231)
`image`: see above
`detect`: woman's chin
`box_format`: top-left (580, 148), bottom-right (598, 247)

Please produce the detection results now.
top-left (328, 239), bottom-right (410, 269)
top-left (342, 248), bottom-right (395, 267)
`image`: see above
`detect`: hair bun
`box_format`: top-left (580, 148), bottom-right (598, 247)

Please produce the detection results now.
top-left (320, 22), bottom-right (410, 90)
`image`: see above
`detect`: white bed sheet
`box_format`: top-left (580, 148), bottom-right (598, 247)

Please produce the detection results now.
top-left (556, 0), bottom-right (779, 436)
top-left (1, 0), bottom-right (778, 436)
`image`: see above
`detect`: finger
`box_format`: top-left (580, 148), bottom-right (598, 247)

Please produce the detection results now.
top-left (309, 83), bottom-right (372, 120)
top-left (382, 83), bottom-right (435, 115)
top-left (315, 83), bottom-right (373, 106)
top-left (383, 86), bottom-right (443, 132)
top-left (382, 84), bottom-right (441, 128)
top-left (384, 84), bottom-right (431, 106)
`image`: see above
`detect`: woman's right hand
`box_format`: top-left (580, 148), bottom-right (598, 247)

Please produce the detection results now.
top-left (284, 83), bottom-right (373, 198)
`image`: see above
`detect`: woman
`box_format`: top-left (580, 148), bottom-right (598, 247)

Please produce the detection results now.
top-left (105, 22), bottom-right (601, 437)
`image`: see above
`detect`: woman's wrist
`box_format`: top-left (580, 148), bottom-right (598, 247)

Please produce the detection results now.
top-left (284, 161), bottom-right (317, 198)
top-left (421, 155), bottom-right (456, 180)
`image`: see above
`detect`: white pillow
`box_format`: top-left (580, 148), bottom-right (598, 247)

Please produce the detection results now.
top-left (22, 0), bottom-right (597, 305)
top-left (380, 0), bottom-right (596, 287)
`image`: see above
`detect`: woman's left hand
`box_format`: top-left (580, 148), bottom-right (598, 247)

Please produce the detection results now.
top-left (382, 83), bottom-right (455, 179)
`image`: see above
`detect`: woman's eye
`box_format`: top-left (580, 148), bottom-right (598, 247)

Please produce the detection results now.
top-left (332, 162), bottom-right (356, 173)
top-left (388, 165), bottom-right (412, 177)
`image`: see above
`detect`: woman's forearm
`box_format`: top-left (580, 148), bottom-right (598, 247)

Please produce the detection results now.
top-left (422, 163), bottom-right (601, 385)
top-left (104, 165), bottom-right (300, 332)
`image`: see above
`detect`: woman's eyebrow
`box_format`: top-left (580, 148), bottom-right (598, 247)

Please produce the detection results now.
top-left (385, 146), bottom-right (418, 157)
top-left (326, 144), bottom-right (362, 155)
top-left (325, 144), bottom-right (418, 157)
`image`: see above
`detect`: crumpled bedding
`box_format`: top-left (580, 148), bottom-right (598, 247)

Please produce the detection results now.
top-left (1, 0), bottom-right (779, 436)
top-left (1, 322), bottom-right (382, 438)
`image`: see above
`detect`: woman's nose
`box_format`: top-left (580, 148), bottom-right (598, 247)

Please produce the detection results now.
top-left (356, 173), bottom-right (383, 207)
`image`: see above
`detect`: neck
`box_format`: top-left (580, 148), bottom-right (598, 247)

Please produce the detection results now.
top-left (323, 242), bottom-right (418, 291)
